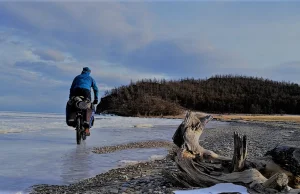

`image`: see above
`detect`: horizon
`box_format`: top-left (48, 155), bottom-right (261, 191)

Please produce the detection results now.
top-left (1, 1), bottom-right (300, 112)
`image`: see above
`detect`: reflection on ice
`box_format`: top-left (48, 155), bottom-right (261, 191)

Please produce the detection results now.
top-left (61, 143), bottom-right (92, 184)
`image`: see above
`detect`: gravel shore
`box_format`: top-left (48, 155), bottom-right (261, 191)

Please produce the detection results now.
top-left (30, 120), bottom-right (300, 194)
top-left (92, 141), bottom-right (174, 154)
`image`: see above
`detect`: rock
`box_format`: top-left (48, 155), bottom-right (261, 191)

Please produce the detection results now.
top-left (149, 155), bottom-right (165, 161)
top-left (109, 188), bottom-right (119, 194)
top-left (122, 175), bottom-right (129, 181)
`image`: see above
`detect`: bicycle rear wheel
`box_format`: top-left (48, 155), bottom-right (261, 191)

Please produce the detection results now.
top-left (76, 117), bottom-right (81, 145)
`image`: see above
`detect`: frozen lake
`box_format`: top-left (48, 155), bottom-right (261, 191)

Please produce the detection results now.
top-left (0, 111), bottom-right (229, 194)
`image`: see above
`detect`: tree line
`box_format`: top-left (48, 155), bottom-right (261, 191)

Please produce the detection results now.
top-left (96, 75), bottom-right (300, 116)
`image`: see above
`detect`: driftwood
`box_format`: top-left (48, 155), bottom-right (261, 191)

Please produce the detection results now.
top-left (168, 111), bottom-right (300, 193)
top-left (231, 132), bottom-right (247, 172)
top-left (172, 111), bottom-right (230, 161)
top-left (262, 173), bottom-right (289, 190)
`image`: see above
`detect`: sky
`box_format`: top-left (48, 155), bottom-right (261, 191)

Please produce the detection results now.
top-left (1, 1), bottom-right (300, 113)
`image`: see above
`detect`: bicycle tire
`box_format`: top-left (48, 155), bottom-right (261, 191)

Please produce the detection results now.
top-left (76, 117), bottom-right (81, 145)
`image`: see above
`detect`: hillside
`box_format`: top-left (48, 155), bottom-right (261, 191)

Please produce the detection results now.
top-left (96, 75), bottom-right (300, 116)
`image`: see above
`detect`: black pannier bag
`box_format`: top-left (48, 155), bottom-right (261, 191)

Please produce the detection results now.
top-left (66, 96), bottom-right (93, 127)
top-left (66, 97), bottom-right (78, 127)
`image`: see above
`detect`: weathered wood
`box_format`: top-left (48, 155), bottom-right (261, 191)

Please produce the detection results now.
top-left (231, 132), bottom-right (247, 172)
top-left (173, 111), bottom-right (211, 149)
top-left (173, 148), bottom-right (268, 188)
top-left (221, 168), bottom-right (267, 184)
top-left (162, 169), bottom-right (194, 188)
top-left (168, 111), bottom-right (300, 193)
top-left (175, 148), bottom-right (225, 187)
top-left (286, 188), bottom-right (300, 194)
top-left (262, 172), bottom-right (289, 191)
top-left (172, 111), bottom-right (230, 161)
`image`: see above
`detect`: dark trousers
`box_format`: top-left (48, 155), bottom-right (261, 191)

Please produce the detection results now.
top-left (69, 88), bottom-right (91, 101)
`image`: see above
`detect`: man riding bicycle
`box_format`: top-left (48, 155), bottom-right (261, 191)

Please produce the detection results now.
top-left (66, 67), bottom-right (99, 136)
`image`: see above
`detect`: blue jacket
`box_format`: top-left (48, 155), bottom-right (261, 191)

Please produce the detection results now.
top-left (70, 71), bottom-right (99, 100)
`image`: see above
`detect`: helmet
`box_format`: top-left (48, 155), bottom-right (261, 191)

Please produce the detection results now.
top-left (82, 67), bottom-right (91, 72)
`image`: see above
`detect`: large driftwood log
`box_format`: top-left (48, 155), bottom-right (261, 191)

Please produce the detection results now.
top-left (172, 111), bottom-right (230, 161)
top-left (168, 111), bottom-right (300, 193)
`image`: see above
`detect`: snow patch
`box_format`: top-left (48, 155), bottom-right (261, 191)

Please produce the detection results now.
top-left (173, 183), bottom-right (248, 194)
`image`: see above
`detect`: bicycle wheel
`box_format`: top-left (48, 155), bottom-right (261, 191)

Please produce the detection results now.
top-left (76, 117), bottom-right (81, 145)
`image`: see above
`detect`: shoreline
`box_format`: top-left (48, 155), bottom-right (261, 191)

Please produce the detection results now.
top-left (98, 110), bottom-right (300, 123)
top-left (31, 158), bottom-right (180, 194)
top-left (30, 119), bottom-right (300, 194)
top-left (135, 111), bottom-right (300, 123)
top-left (30, 141), bottom-right (180, 194)
top-left (92, 140), bottom-right (174, 154)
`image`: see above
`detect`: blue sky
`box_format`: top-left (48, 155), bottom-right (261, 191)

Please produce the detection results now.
top-left (1, 1), bottom-right (300, 113)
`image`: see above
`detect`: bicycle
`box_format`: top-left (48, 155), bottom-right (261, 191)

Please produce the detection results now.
top-left (75, 108), bottom-right (86, 145)
top-left (66, 96), bottom-right (95, 145)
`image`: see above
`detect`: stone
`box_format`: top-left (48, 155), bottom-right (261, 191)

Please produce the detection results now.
top-left (109, 188), bottom-right (119, 194)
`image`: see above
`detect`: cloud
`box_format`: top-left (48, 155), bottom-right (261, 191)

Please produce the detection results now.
top-left (264, 61), bottom-right (300, 83)
top-left (122, 39), bottom-right (246, 78)
top-left (14, 61), bottom-right (72, 82)
top-left (0, 33), bottom-right (37, 66)
top-left (0, 2), bottom-right (243, 78)
top-left (32, 49), bottom-right (65, 62)
top-left (0, 2), bottom-right (154, 60)
top-left (4, 2), bottom-right (299, 113)
top-left (56, 61), bottom-right (171, 87)
top-left (0, 67), bottom-right (69, 113)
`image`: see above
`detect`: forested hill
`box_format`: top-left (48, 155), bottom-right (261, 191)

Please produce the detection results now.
top-left (96, 75), bottom-right (300, 116)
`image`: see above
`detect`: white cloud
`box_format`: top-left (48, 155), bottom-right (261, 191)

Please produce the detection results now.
top-left (32, 49), bottom-right (66, 62)
top-left (0, 34), bottom-right (37, 66)
top-left (58, 60), bottom-right (171, 86)
top-left (1, 2), bottom-right (154, 52)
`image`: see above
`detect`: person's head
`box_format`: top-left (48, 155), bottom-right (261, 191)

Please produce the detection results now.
top-left (82, 67), bottom-right (91, 74)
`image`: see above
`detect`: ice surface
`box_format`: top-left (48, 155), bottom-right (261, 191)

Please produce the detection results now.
top-left (174, 183), bottom-right (248, 194)
top-left (0, 111), bottom-right (184, 134)
top-left (0, 111), bottom-right (229, 194)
